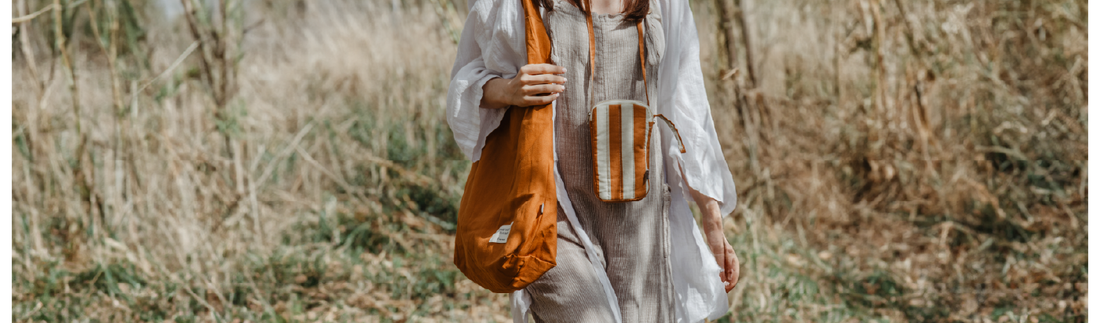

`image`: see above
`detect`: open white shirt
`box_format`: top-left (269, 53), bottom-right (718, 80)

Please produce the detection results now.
top-left (445, 0), bottom-right (738, 321)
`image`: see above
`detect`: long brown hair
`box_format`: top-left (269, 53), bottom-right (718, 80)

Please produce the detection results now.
top-left (535, 0), bottom-right (649, 21)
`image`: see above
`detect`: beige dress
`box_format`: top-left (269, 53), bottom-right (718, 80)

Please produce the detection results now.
top-left (523, 0), bottom-right (674, 322)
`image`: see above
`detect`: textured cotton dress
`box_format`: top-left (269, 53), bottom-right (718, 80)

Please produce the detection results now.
top-left (522, 0), bottom-right (674, 321)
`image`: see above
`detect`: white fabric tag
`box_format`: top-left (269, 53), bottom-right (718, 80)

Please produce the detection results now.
top-left (489, 222), bottom-right (513, 244)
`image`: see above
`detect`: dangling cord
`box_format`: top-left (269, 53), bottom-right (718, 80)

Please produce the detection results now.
top-left (654, 115), bottom-right (687, 153)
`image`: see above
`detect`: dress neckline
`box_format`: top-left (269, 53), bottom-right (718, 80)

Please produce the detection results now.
top-left (551, 0), bottom-right (627, 20)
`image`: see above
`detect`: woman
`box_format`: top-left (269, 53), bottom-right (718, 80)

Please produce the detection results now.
top-left (446, 0), bottom-right (739, 320)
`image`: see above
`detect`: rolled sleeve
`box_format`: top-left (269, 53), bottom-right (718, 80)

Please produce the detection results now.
top-left (447, 57), bottom-right (502, 160)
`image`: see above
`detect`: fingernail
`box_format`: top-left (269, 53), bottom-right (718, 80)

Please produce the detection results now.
top-left (562, 68), bottom-right (567, 73)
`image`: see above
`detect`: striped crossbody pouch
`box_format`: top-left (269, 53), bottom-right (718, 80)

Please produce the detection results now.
top-left (584, 11), bottom-right (686, 203)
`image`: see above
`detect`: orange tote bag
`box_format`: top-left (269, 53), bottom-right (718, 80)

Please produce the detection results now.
top-left (452, 0), bottom-right (558, 293)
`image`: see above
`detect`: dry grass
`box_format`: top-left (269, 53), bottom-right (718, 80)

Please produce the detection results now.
top-left (11, 0), bottom-right (1086, 322)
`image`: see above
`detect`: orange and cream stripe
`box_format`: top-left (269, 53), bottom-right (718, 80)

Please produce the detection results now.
top-left (590, 100), bottom-right (653, 202)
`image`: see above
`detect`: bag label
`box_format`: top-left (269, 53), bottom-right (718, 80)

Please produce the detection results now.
top-left (489, 222), bottom-right (513, 244)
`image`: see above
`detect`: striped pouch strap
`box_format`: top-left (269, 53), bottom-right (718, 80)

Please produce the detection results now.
top-left (652, 114), bottom-right (687, 153)
top-left (583, 4), bottom-right (684, 155)
top-left (584, 4), bottom-right (650, 108)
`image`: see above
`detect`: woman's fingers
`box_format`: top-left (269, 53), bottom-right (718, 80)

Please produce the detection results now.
top-left (522, 84), bottom-right (565, 96)
top-left (508, 64), bottom-right (566, 107)
top-left (519, 65), bottom-right (567, 86)
top-left (723, 242), bottom-right (739, 292)
top-left (520, 74), bottom-right (567, 86)
top-left (717, 247), bottom-right (731, 292)
top-left (521, 93), bottom-right (560, 106)
top-left (703, 226), bottom-right (731, 290)
top-left (520, 63), bottom-right (567, 76)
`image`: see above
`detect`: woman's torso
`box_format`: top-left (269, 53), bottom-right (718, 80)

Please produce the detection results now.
top-left (543, 0), bottom-right (667, 236)
top-left (529, 4), bottom-right (677, 322)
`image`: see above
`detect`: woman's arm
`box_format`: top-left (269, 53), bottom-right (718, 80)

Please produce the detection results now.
top-left (657, 0), bottom-right (741, 294)
top-left (688, 186), bottom-right (739, 293)
top-left (480, 64), bottom-right (568, 109)
top-left (681, 162), bottom-right (740, 292)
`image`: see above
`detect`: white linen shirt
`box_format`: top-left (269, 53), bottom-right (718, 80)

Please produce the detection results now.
top-left (445, 0), bottom-right (738, 321)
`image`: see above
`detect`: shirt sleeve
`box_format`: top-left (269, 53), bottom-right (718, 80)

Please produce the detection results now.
top-left (447, 57), bottom-right (503, 161)
top-left (658, 0), bottom-right (738, 217)
top-left (446, 0), bottom-right (525, 162)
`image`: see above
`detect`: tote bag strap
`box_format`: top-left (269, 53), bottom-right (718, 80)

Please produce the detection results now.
top-left (524, 0), bottom-right (553, 66)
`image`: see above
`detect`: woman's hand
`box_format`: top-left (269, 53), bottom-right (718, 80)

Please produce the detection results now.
top-left (481, 64), bottom-right (567, 109)
top-left (689, 187), bottom-right (740, 293)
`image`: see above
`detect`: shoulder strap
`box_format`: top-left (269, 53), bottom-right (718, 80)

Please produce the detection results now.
top-left (585, 6), bottom-right (596, 107)
top-left (523, 0), bottom-right (553, 66)
top-left (637, 23), bottom-right (651, 106)
top-left (584, 5), bottom-right (649, 108)
top-left (584, 6), bottom-right (685, 153)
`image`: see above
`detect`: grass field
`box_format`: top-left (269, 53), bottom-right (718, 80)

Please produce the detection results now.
top-left (11, 0), bottom-right (1087, 322)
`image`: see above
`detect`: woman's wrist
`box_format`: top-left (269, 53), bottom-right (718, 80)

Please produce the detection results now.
top-left (688, 187), bottom-right (724, 235)
top-left (480, 77), bottom-right (514, 109)
top-left (700, 201), bottom-right (723, 232)
top-left (686, 185), bottom-right (720, 218)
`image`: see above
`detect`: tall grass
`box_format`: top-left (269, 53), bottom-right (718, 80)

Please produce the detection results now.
top-left (697, 0), bottom-right (1087, 321)
top-left (11, 0), bottom-right (1086, 322)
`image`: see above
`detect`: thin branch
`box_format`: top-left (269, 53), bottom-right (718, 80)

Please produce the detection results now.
top-left (295, 146), bottom-right (363, 200)
top-left (68, 0), bottom-right (90, 10)
top-left (86, 0), bottom-right (124, 113)
top-left (16, 0), bottom-right (44, 95)
top-left (714, 0), bottom-right (738, 72)
top-left (12, 3), bottom-right (57, 24)
top-left (253, 123), bottom-right (314, 190)
top-left (217, 0), bottom-right (229, 107)
top-left (132, 41), bottom-right (200, 100)
top-left (53, 0), bottom-right (81, 137)
top-left (733, 0), bottom-right (757, 88)
top-left (179, 0), bottom-right (218, 102)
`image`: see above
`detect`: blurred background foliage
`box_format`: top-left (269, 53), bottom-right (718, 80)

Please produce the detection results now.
top-left (11, 0), bottom-right (1086, 322)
